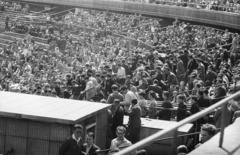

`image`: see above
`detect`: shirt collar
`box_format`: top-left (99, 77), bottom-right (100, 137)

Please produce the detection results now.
top-left (72, 134), bottom-right (81, 143)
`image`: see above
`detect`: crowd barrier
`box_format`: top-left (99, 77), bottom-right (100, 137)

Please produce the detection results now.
top-left (22, 0), bottom-right (240, 30)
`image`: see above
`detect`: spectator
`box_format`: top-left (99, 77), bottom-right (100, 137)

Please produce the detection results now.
top-left (195, 124), bottom-right (217, 148)
top-left (158, 91), bottom-right (173, 121)
top-left (111, 99), bottom-right (124, 138)
top-left (148, 90), bottom-right (158, 119)
top-left (176, 94), bottom-right (188, 122)
top-left (127, 99), bottom-right (142, 144)
top-left (120, 86), bottom-right (137, 113)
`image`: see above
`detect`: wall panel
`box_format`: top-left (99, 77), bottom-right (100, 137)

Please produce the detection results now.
top-left (27, 139), bottom-right (49, 155)
top-left (5, 136), bottom-right (27, 155)
top-left (28, 121), bottom-right (50, 140)
top-left (49, 124), bottom-right (70, 141)
top-left (6, 118), bottom-right (28, 137)
top-left (49, 141), bottom-right (62, 155)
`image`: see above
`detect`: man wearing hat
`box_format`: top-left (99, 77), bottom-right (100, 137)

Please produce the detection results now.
top-left (104, 74), bottom-right (115, 96)
top-left (34, 85), bottom-right (42, 96)
top-left (59, 124), bottom-right (85, 155)
top-left (111, 99), bottom-right (124, 138)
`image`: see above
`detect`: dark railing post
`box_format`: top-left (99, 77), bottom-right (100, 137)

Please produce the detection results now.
top-left (171, 129), bottom-right (178, 155)
top-left (234, 81), bottom-right (237, 93)
top-left (219, 103), bottom-right (228, 147)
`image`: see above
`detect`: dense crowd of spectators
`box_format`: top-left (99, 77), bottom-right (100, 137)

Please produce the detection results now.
top-left (125, 0), bottom-right (240, 14)
top-left (1, 7), bottom-right (240, 117)
top-left (0, 0), bottom-right (30, 13)
top-left (0, 5), bottom-right (240, 153)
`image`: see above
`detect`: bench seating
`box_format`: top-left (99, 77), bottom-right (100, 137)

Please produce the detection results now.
top-left (2, 32), bottom-right (48, 44)
top-left (0, 33), bottom-right (49, 48)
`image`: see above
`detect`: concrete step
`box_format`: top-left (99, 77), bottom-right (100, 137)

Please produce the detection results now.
top-left (0, 42), bottom-right (9, 48)
top-left (0, 37), bottom-right (13, 44)
top-left (0, 33), bottom-right (49, 48)
top-left (1, 32), bottom-right (48, 44)
top-left (189, 118), bottom-right (240, 155)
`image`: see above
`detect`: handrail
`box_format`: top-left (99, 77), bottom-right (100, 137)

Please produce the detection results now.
top-left (115, 91), bottom-right (240, 155)
top-left (50, 8), bottom-right (75, 16)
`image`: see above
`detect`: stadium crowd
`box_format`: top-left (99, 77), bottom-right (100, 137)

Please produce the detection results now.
top-left (0, 3), bottom-right (240, 154)
top-left (125, 0), bottom-right (240, 14)
top-left (0, 0), bottom-right (30, 12)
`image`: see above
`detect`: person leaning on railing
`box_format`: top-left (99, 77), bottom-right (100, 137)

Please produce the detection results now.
top-left (195, 123), bottom-right (217, 148)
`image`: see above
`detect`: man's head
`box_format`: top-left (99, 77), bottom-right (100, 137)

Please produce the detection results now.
top-left (200, 124), bottom-right (216, 143)
top-left (197, 90), bottom-right (204, 98)
top-left (116, 126), bottom-right (126, 140)
top-left (138, 91), bottom-right (146, 99)
top-left (131, 99), bottom-right (138, 105)
top-left (163, 91), bottom-right (170, 100)
top-left (112, 84), bottom-right (118, 92)
top-left (191, 96), bottom-right (198, 104)
top-left (114, 99), bottom-right (120, 107)
top-left (73, 124), bottom-right (83, 139)
top-left (117, 64), bottom-right (122, 69)
top-left (86, 132), bottom-right (95, 145)
top-left (84, 76), bottom-right (89, 82)
top-left (164, 67), bottom-right (171, 74)
top-left (153, 79), bottom-right (159, 85)
top-left (177, 145), bottom-right (188, 155)
top-left (120, 86), bottom-right (128, 95)
top-left (177, 94), bottom-right (185, 103)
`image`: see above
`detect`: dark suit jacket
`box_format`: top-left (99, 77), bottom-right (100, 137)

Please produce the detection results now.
top-left (83, 143), bottom-right (100, 155)
top-left (111, 105), bottom-right (124, 131)
top-left (177, 102), bottom-right (187, 122)
top-left (190, 103), bottom-right (200, 115)
top-left (179, 53), bottom-right (189, 70)
top-left (187, 58), bottom-right (198, 75)
top-left (166, 72), bottom-right (178, 86)
top-left (128, 105), bottom-right (141, 129)
top-left (159, 100), bottom-right (173, 121)
top-left (197, 96), bottom-right (211, 108)
top-left (59, 136), bottom-right (85, 155)
top-left (214, 86), bottom-right (227, 98)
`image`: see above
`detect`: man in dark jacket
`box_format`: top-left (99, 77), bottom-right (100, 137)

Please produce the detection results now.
top-left (111, 99), bottom-right (124, 138)
top-left (212, 79), bottom-right (227, 104)
top-left (179, 50), bottom-right (189, 71)
top-left (59, 124), bottom-right (85, 155)
top-left (158, 91), bottom-right (173, 121)
top-left (128, 99), bottom-right (142, 144)
top-left (144, 79), bottom-right (163, 101)
top-left (177, 95), bottom-right (187, 122)
top-left (83, 132), bottom-right (100, 155)
top-left (164, 67), bottom-right (178, 86)
top-left (197, 90), bottom-right (211, 108)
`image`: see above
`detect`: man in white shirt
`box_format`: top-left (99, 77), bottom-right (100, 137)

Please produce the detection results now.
top-left (82, 76), bottom-right (96, 101)
top-left (108, 126), bottom-right (136, 155)
top-left (120, 86), bottom-right (137, 113)
top-left (117, 64), bottom-right (126, 86)
top-left (88, 73), bottom-right (98, 87)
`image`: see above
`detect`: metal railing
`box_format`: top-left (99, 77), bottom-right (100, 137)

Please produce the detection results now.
top-left (115, 91), bottom-right (240, 155)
